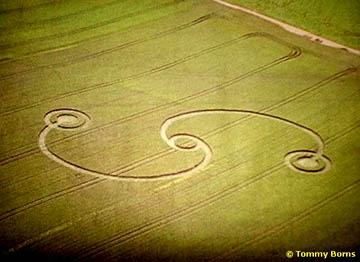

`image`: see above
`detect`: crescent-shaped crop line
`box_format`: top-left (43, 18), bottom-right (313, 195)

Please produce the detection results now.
top-left (38, 108), bottom-right (331, 181)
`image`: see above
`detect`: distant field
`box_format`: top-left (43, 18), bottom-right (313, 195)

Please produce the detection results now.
top-left (229, 0), bottom-right (360, 49)
top-left (0, 0), bottom-right (203, 60)
top-left (1, 0), bottom-right (360, 261)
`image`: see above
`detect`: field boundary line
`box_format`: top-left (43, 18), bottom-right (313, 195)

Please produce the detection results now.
top-left (213, 0), bottom-right (360, 56)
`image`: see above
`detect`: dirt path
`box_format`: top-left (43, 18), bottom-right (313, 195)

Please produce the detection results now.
top-left (213, 0), bottom-right (360, 56)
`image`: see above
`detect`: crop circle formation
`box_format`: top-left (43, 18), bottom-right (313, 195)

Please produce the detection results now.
top-left (39, 108), bottom-right (332, 181)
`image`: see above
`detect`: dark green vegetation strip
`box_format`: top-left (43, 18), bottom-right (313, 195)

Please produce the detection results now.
top-left (228, 0), bottom-right (360, 49)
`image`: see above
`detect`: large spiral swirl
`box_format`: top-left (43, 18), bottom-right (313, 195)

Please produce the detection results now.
top-left (38, 109), bottom-right (212, 181)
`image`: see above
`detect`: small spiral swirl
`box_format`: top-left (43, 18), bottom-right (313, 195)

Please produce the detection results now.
top-left (284, 150), bottom-right (331, 174)
top-left (44, 109), bottom-right (90, 131)
top-left (167, 134), bottom-right (206, 152)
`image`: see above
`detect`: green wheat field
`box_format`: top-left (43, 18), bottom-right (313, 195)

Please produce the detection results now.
top-left (1, 0), bottom-right (359, 261)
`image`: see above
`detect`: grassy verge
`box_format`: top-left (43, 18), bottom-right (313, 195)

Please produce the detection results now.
top-left (227, 0), bottom-right (360, 49)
